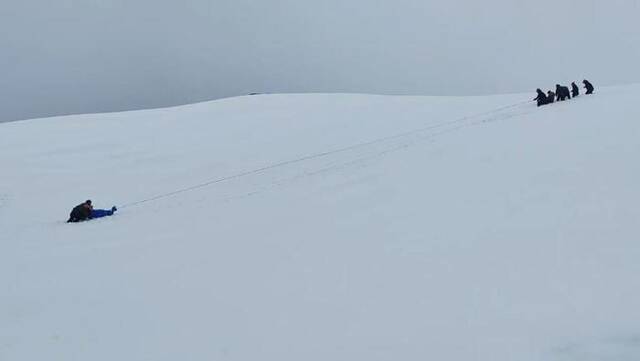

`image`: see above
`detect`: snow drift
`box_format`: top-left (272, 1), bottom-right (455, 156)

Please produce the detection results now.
top-left (1, 85), bottom-right (640, 360)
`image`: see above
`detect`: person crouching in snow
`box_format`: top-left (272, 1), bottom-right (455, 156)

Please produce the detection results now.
top-left (546, 90), bottom-right (556, 104)
top-left (67, 200), bottom-right (93, 222)
top-left (534, 88), bottom-right (548, 106)
top-left (583, 79), bottom-right (595, 95)
top-left (67, 200), bottom-right (116, 222)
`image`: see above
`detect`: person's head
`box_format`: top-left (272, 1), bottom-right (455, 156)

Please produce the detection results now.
top-left (84, 199), bottom-right (92, 208)
top-left (583, 79), bottom-right (587, 84)
top-left (537, 88), bottom-right (542, 92)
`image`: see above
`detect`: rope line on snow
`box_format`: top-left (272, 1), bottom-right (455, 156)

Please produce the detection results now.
top-left (119, 99), bottom-right (532, 208)
top-left (186, 102), bottom-right (536, 206)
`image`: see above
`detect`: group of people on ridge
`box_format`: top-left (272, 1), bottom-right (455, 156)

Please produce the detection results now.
top-left (67, 200), bottom-right (117, 223)
top-left (534, 79), bottom-right (594, 107)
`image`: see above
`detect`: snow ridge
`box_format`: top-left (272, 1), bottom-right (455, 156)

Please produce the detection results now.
top-left (1, 86), bottom-right (640, 361)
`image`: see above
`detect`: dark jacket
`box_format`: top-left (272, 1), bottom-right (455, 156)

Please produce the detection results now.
top-left (571, 82), bottom-right (580, 97)
top-left (68, 203), bottom-right (92, 222)
top-left (584, 80), bottom-right (594, 94)
top-left (534, 89), bottom-right (548, 106)
top-left (556, 85), bottom-right (571, 101)
top-left (547, 91), bottom-right (555, 103)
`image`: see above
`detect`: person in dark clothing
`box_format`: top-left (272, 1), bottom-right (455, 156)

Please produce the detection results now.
top-left (583, 79), bottom-right (594, 94)
top-left (563, 85), bottom-right (571, 100)
top-left (67, 200), bottom-right (117, 222)
top-left (556, 84), bottom-right (571, 101)
top-left (67, 200), bottom-right (93, 222)
top-left (555, 85), bottom-right (563, 101)
top-left (547, 90), bottom-right (556, 103)
top-left (571, 82), bottom-right (580, 97)
top-left (534, 88), bottom-right (548, 106)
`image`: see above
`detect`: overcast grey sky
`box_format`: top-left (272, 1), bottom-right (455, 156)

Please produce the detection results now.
top-left (1, 0), bottom-right (639, 122)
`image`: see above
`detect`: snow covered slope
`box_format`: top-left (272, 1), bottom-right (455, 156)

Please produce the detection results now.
top-left (1, 86), bottom-right (640, 360)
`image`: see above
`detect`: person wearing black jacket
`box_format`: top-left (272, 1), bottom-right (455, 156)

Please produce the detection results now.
top-left (556, 84), bottom-right (571, 101)
top-left (67, 200), bottom-right (93, 223)
top-left (547, 90), bottom-right (556, 103)
top-left (583, 79), bottom-right (595, 94)
top-left (534, 88), bottom-right (548, 106)
top-left (571, 82), bottom-right (580, 97)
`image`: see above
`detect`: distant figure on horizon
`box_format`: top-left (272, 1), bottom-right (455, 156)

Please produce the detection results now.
top-left (556, 84), bottom-right (571, 101)
top-left (546, 90), bottom-right (556, 104)
top-left (583, 79), bottom-right (595, 94)
top-left (571, 82), bottom-right (580, 97)
top-left (534, 88), bottom-right (548, 106)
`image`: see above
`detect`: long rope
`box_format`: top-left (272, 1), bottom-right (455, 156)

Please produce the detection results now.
top-left (120, 99), bottom-right (532, 208)
top-left (197, 103), bottom-right (536, 206)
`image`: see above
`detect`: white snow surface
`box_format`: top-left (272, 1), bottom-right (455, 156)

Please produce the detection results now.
top-left (2, 86), bottom-right (640, 360)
